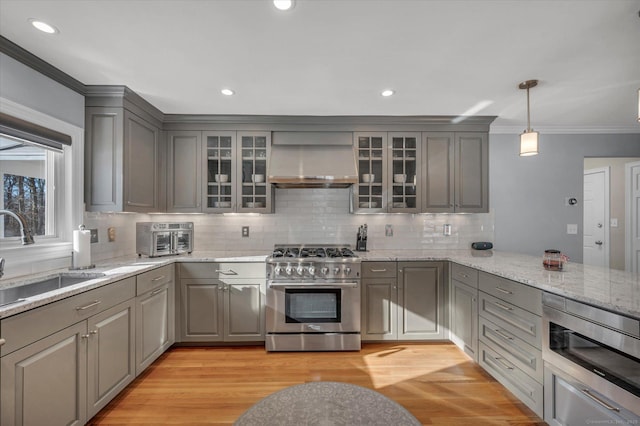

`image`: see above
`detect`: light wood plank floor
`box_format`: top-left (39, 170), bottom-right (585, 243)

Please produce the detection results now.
top-left (90, 343), bottom-right (545, 425)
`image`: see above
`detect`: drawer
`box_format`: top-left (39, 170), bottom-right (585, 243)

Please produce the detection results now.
top-left (1, 277), bottom-right (135, 356)
top-left (362, 262), bottom-right (396, 278)
top-left (180, 262), bottom-right (265, 279)
top-left (137, 264), bottom-right (174, 296)
top-left (479, 292), bottom-right (542, 349)
top-left (479, 315), bottom-right (543, 383)
top-left (479, 341), bottom-right (543, 417)
top-left (479, 272), bottom-right (542, 315)
top-left (451, 263), bottom-right (478, 288)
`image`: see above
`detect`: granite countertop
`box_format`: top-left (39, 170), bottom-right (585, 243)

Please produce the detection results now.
top-left (1, 249), bottom-right (638, 320)
top-left (359, 249), bottom-right (640, 319)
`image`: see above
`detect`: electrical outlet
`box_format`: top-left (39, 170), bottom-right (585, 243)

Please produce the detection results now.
top-left (242, 226), bottom-right (250, 237)
top-left (443, 224), bottom-right (452, 236)
top-left (567, 224), bottom-right (578, 235)
top-left (89, 228), bottom-right (98, 243)
top-left (385, 224), bottom-right (393, 237)
top-left (610, 218), bottom-right (618, 227)
top-left (108, 227), bottom-right (116, 242)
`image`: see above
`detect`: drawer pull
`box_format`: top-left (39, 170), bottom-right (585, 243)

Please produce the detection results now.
top-left (494, 356), bottom-right (514, 371)
top-left (0, 338), bottom-right (5, 346)
top-left (151, 288), bottom-right (164, 296)
top-left (495, 287), bottom-right (513, 295)
top-left (581, 389), bottom-right (620, 412)
top-left (76, 300), bottom-right (101, 311)
top-left (215, 269), bottom-right (238, 275)
top-left (494, 329), bottom-right (514, 340)
top-left (370, 269), bottom-right (387, 272)
top-left (493, 301), bottom-right (514, 311)
top-left (151, 275), bottom-right (166, 282)
top-left (458, 273), bottom-right (468, 278)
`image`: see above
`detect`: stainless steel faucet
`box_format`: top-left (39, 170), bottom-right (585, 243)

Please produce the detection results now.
top-left (0, 209), bottom-right (35, 245)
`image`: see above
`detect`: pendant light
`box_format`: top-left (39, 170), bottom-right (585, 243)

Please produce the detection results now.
top-left (519, 79), bottom-right (539, 156)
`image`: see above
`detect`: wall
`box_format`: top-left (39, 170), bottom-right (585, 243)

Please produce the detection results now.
top-left (491, 133), bottom-right (640, 264)
top-left (84, 188), bottom-right (494, 261)
top-left (584, 157), bottom-right (640, 270)
top-left (0, 53), bottom-right (84, 127)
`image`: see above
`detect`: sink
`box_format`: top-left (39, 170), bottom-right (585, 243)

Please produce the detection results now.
top-left (0, 272), bottom-right (106, 307)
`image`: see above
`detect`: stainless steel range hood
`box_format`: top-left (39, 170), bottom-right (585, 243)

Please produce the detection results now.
top-left (268, 132), bottom-right (358, 188)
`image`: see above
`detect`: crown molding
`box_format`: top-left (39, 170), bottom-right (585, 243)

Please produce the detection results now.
top-left (490, 125), bottom-right (640, 135)
top-left (0, 36), bottom-right (86, 95)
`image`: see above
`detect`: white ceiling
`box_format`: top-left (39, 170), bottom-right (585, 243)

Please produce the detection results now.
top-left (1, 0), bottom-right (639, 133)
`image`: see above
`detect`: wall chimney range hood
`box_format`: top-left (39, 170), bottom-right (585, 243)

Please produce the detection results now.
top-left (268, 132), bottom-right (358, 188)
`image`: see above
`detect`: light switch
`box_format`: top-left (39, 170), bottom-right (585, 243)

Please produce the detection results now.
top-left (610, 218), bottom-right (618, 227)
top-left (385, 224), bottom-right (393, 237)
top-left (567, 224), bottom-right (578, 235)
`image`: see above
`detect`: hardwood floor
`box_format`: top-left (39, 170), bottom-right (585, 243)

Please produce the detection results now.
top-left (90, 343), bottom-right (544, 425)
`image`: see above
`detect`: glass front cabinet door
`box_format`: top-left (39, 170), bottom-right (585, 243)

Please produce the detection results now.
top-left (387, 132), bottom-right (421, 213)
top-left (353, 133), bottom-right (387, 212)
top-left (204, 131), bottom-right (236, 212)
top-left (237, 132), bottom-right (272, 213)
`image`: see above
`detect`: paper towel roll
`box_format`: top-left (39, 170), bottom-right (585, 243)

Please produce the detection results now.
top-left (73, 228), bottom-right (91, 268)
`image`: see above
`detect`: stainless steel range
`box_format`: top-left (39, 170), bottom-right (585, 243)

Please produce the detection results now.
top-left (265, 244), bottom-right (361, 351)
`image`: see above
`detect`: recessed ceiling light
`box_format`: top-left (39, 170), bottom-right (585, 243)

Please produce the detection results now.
top-left (29, 19), bottom-right (58, 34)
top-left (273, 0), bottom-right (295, 11)
top-left (381, 89), bottom-right (395, 97)
top-left (221, 89), bottom-right (235, 96)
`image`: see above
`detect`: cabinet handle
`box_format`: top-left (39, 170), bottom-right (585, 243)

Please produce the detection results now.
top-left (494, 329), bottom-right (514, 341)
top-left (81, 334), bottom-right (90, 339)
top-left (370, 269), bottom-right (387, 272)
top-left (76, 300), bottom-right (101, 311)
top-left (151, 288), bottom-right (164, 296)
top-left (216, 269), bottom-right (238, 275)
top-left (581, 389), bottom-right (620, 412)
top-left (0, 338), bottom-right (6, 346)
top-left (494, 356), bottom-right (514, 371)
top-left (458, 273), bottom-right (468, 278)
top-left (90, 330), bottom-right (98, 335)
top-left (151, 275), bottom-right (166, 282)
top-left (495, 287), bottom-right (513, 295)
top-left (493, 301), bottom-right (514, 311)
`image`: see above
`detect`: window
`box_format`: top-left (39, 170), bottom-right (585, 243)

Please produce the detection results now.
top-left (1, 134), bottom-right (59, 239)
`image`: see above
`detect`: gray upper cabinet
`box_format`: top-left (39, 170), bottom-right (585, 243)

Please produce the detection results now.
top-left (85, 86), bottom-right (164, 213)
top-left (353, 132), bottom-right (387, 212)
top-left (422, 132), bottom-right (488, 213)
top-left (167, 131), bottom-right (202, 212)
top-left (388, 133), bottom-right (421, 213)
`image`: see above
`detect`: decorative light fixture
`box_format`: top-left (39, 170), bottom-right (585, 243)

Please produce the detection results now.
top-left (221, 88), bottom-right (235, 96)
top-left (519, 79), bottom-right (539, 156)
top-left (381, 89), bottom-right (395, 97)
top-left (29, 19), bottom-right (58, 34)
top-left (273, 0), bottom-right (295, 11)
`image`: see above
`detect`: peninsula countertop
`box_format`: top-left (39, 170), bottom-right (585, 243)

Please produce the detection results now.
top-left (1, 249), bottom-right (638, 320)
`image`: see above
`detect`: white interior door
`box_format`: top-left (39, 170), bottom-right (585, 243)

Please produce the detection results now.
top-left (625, 161), bottom-right (640, 273)
top-left (583, 167), bottom-right (609, 268)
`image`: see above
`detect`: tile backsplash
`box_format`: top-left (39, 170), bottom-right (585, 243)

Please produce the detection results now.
top-left (85, 188), bottom-right (494, 261)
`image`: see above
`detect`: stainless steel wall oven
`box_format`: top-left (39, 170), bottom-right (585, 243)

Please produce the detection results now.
top-left (542, 292), bottom-right (640, 421)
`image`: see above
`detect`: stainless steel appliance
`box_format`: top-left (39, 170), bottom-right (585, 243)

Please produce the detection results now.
top-left (136, 222), bottom-right (193, 257)
top-left (542, 292), bottom-right (640, 420)
top-left (265, 244), bottom-right (361, 351)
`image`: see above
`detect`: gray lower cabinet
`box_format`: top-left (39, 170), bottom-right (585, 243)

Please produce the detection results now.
top-left (0, 278), bottom-right (136, 425)
top-left (361, 261), bottom-right (446, 341)
top-left (178, 263), bottom-right (265, 342)
top-left (544, 363), bottom-right (640, 425)
top-left (477, 271), bottom-right (543, 417)
top-left (450, 278), bottom-right (478, 361)
top-left (135, 265), bottom-right (175, 375)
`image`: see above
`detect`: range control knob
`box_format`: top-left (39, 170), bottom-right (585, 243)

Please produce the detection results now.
top-left (333, 267), bottom-right (341, 275)
top-left (344, 267), bottom-right (352, 275)
top-left (320, 267), bottom-right (329, 275)
top-left (308, 266), bottom-right (316, 275)
top-left (285, 266), bottom-right (293, 276)
top-left (296, 266), bottom-right (305, 275)
top-left (274, 266), bottom-right (283, 276)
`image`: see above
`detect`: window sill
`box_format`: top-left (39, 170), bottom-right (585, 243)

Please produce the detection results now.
top-left (0, 241), bottom-right (72, 279)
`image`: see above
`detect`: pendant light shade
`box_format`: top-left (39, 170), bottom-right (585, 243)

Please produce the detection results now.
top-left (519, 80), bottom-right (539, 157)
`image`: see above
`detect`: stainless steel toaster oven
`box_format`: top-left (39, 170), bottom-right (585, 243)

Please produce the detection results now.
top-left (136, 222), bottom-right (193, 257)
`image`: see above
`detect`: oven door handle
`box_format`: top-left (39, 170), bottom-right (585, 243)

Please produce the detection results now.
top-left (268, 282), bottom-right (359, 289)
